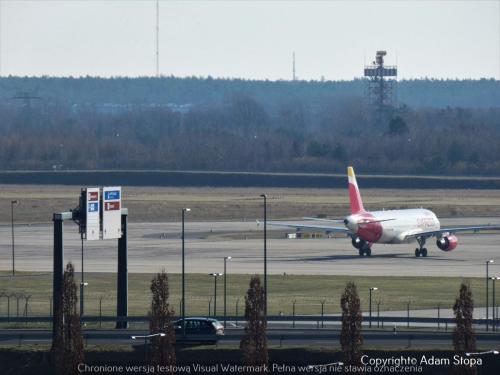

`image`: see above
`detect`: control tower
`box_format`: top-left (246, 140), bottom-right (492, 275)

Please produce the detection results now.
top-left (364, 50), bottom-right (397, 109)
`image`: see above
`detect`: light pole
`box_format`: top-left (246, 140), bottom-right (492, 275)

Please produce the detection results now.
top-left (79, 282), bottom-right (88, 318)
top-left (11, 200), bottom-right (19, 275)
top-left (260, 194), bottom-right (267, 317)
top-left (209, 273), bottom-right (223, 316)
top-left (181, 207), bottom-right (190, 339)
top-left (369, 287), bottom-right (378, 328)
top-left (491, 277), bottom-right (500, 331)
top-left (224, 256), bottom-right (232, 328)
top-left (80, 235), bottom-right (86, 318)
top-left (486, 260), bottom-right (494, 331)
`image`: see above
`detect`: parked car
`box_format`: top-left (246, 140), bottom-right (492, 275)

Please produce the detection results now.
top-left (174, 317), bottom-right (224, 344)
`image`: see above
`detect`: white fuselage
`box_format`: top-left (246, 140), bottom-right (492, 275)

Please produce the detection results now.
top-left (344, 208), bottom-right (441, 244)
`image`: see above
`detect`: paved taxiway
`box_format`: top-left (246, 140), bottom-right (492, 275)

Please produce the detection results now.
top-left (0, 218), bottom-right (499, 277)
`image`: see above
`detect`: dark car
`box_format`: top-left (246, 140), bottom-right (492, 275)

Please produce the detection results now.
top-left (174, 317), bottom-right (224, 344)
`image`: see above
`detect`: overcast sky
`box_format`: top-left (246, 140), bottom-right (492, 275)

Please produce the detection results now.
top-left (1, 0), bottom-right (499, 80)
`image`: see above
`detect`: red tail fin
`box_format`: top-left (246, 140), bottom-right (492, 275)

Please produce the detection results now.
top-left (347, 166), bottom-right (365, 214)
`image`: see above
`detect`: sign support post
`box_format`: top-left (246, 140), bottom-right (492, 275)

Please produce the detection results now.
top-left (116, 211), bottom-right (128, 329)
top-left (51, 186), bottom-right (128, 346)
top-left (51, 212), bottom-right (72, 347)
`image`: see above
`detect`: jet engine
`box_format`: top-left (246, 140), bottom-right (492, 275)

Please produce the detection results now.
top-left (436, 235), bottom-right (458, 251)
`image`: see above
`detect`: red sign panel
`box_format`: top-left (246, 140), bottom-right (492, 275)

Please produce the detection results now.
top-left (88, 191), bottom-right (99, 201)
top-left (105, 201), bottom-right (121, 211)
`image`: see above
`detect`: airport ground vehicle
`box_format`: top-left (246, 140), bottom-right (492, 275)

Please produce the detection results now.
top-left (174, 317), bottom-right (224, 344)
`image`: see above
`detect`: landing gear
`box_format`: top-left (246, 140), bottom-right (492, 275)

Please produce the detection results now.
top-left (359, 244), bottom-right (372, 257)
top-left (414, 248), bottom-right (428, 257)
top-left (415, 237), bottom-right (428, 257)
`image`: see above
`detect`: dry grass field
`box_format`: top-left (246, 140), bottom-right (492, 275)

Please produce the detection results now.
top-left (0, 271), bottom-right (486, 318)
top-left (1, 185), bottom-right (500, 224)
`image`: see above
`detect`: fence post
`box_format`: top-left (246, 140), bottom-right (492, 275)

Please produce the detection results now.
top-left (99, 296), bottom-right (103, 328)
top-left (321, 299), bottom-right (326, 328)
top-left (377, 301), bottom-right (380, 328)
top-left (437, 304), bottom-right (440, 330)
top-left (0, 293), bottom-right (4, 317)
top-left (407, 301), bottom-right (410, 328)
top-left (292, 300), bottom-right (296, 329)
top-left (15, 293), bottom-right (24, 318)
top-left (24, 295), bottom-right (31, 317)
top-left (24, 296), bottom-right (31, 328)
top-left (235, 298), bottom-right (240, 327)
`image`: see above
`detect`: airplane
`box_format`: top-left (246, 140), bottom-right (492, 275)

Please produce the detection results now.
top-left (267, 166), bottom-right (500, 257)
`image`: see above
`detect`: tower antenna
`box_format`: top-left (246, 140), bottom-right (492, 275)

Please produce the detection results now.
top-left (292, 52), bottom-right (296, 81)
top-left (364, 50), bottom-right (397, 125)
top-left (155, 0), bottom-right (159, 77)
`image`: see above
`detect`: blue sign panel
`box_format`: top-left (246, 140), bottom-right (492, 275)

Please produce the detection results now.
top-left (104, 190), bottom-right (120, 200)
top-left (88, 202), bottom-right (99, 212)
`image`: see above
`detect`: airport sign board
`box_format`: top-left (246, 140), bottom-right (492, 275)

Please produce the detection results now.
top-left (103, 186), bottom-right (122, 239)
top-left (85, 187), bottom-right (100, 240)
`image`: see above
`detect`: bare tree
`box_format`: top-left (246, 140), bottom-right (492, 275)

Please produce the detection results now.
top-left (340, 281), bottom-right (363, 365)
top-left (240, 275), bottom-right (268, 367)
top-left (149, 270), bottom-right (176, 370)
top-left (51, 262), bottom-right (84, 375)
top-left (452, 282), bottom-right (477, 375)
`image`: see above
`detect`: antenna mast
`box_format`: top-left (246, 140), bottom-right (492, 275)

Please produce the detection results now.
top-left (155, 0), bottom-right (159, 77)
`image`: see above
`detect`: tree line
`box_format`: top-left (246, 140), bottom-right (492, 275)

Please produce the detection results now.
top-left (1, 90), bottom-right (500, 174)
top-left (2, 76), bottom-right (500, 108)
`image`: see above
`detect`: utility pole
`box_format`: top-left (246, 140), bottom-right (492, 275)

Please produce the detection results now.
top-left (181, 208), bottom-right (190, 338)
top-left (260, 194), bottom-right (267, 317)
top-left (487, 260), bottom-right (494, 331)
top-left (11, 200), bottom-right (18, 275)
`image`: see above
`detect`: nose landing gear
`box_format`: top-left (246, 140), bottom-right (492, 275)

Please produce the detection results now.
top-left (415, 237), bottom-right (428, 257)
top-left (353, 237), bottom-right (372, 256)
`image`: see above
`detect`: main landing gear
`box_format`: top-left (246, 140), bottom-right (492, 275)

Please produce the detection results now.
top-left (415, 237), bottom-right (428, 257)
top-left (359, 244), bottom-right (372, 257)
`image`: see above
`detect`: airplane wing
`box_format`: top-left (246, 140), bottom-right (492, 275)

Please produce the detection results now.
top-left (302, 217), bottom-right (344, 223)
top-left (262, 220), bottom-right (352, 235)
top-left (404, 224), bottom-right (500, 239)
